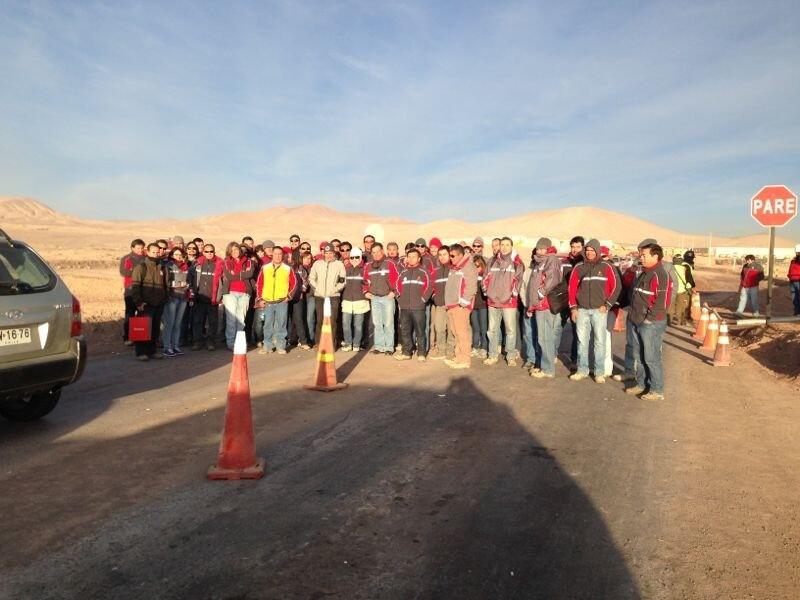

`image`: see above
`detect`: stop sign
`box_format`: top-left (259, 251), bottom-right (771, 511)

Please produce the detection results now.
top-left (751, 185), bottom-right (797, 228)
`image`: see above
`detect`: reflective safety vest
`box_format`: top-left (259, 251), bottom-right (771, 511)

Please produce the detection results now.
top-left (260, 263), bottom-right (292, 301)
top-left (674, 263), bottom-right (690, 294)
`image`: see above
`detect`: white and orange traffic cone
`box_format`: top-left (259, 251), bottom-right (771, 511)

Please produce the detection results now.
top-left (690, 292), bottom-right (702, 322)
top-left (612, 308), bottom-right (626, 332)
top-left (693, 307), bottom-right (709, 341)
top-left (712, 322), bottom-right (731, 367)
top-left (305, 297), bottom-right (348, 392)
top-left (700, 312), bottom-right (720, 352)
top-left (208, 331), bottom-right (266, 480)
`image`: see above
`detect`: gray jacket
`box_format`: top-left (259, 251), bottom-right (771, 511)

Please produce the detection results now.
top-left (308, 259), bottom-right (346, 298)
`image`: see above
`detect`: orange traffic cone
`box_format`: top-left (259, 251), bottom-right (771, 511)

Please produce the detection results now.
top-left (612, 308), bottom-right (626, 332)
top-left (208, 331), bottom-right (265, 480)
top-left (305, 297), bottom-right (348, 392)
top-left (713, 322), bottom-right (731, 367)
top-left (690, 292), bottom-right (702, 321)
top-left (700, 312), bottom-right (720, 352)
top-left (693, 307), bottom-right (709, 341)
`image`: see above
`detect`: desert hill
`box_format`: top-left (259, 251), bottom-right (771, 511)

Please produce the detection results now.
top-left (1, 197), bottom-right (796, 262)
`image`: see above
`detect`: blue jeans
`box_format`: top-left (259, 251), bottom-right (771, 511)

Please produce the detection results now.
top-left (370, 295), bottom-right (396, 352)
top-left (222, 292), bottom-right (250, 348)
top-left (470, 308), bottom-right (488, 350)
top-left (623, 313), bottom-right (638, 376)
top-left (632, 318), bottom-right (667, 394)
top-left (792, 281), bottom-right (800, 316)
top-left (736, 287), bottom-right (759, 314)
top-left (521, 311), bottom-right (537, 364)
top-left (161, 297), bottom-right (187, 350)
top-left (342, 311), bottom-right (365, 349)
top-left (535, 309), bottom-right (559, 375)
top-left (575, 308), bottom-right (608, 376)
top-left (488, 307), bottom-right (519, 360)
top-left (262, 302), bottom-right (289, 351)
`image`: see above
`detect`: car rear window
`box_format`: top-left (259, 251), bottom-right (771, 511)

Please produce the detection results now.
top-left (0, 244), bottom-right (57, 295)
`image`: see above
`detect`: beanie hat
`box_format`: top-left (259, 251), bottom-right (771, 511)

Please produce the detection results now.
top-left (282, 246), bottom-right (291, 255)
top-left (600, 245), bottom-right (610, 257)
top-left (535, 237), bottom-right (552, 250)
top-left (415, 237), bottom-right (427, 246)
top-left (350, 247), bottom-right (362, 258)
top-left (428, 237), bottom-right (442, 249)
top-left (262, 240), bottom-right (275, 249)
top-left (473, 237), bottom-right (484, 246)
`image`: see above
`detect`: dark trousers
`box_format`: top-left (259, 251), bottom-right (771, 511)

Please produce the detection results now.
top-left (244, 296), bottom-right (256, 344)
top-left (289, 299), bottom-right (310, 345)
top-left (134, 303), bottom-right (164, 357)
top-left (400, 308), bottom-right (426, 357)
top-left (123, 294), bottom-right (137, 341)
top-left (470, 307), bottom-right (488, 350)
top-left (315, 297), bottom-right (340, 346)
top-left (193, 302), bottom-right (219, 345)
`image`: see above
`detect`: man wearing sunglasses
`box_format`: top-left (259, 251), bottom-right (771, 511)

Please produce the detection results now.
top-left (472, 237), bottom-right (485, 257)
top-left (443, 244), bottom-right (478, 369)
top-left (188, 244), bottom-right (224, 351)
top-left (289, 234), bottom-right (302, 264)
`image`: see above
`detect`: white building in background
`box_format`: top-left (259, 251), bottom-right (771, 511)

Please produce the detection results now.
top-left (711, 246), bottom-right (796, 261)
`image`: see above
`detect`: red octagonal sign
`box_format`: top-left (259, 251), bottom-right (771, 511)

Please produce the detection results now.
top-left (751, 184), bottom-right (797, 228)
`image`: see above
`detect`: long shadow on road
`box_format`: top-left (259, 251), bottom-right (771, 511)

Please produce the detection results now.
top-left (2, 377), bottom-right (640, 599)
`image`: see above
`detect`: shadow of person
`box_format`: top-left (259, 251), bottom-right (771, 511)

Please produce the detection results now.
top-left (1, 376), bottom-right (640, 599)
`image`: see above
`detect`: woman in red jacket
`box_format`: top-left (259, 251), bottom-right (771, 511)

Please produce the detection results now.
top-left (220, 242), bottom-right (256, 350)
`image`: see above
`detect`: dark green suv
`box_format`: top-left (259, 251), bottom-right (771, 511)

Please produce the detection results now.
top-left (0, 229), bottom-right (87, 421)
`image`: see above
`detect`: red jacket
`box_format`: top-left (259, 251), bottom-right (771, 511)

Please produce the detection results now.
top-left (119, 251), bottom-right (145, 295)
top-left (740, 263), bottom-right (764, 288)
top-left (363, 258), bottom-right (399, 296)
top-left (789, 258), bottom-right (800, 282)
top-left (568, 259), bottom-right (621, 309)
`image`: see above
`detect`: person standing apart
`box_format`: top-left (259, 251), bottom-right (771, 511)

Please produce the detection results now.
top-left (789, 245), bottom-right (800, 316)
top-left (395, 248), bottom-right (433, 361)
top-left (130, 243), bottom-right (168, 361)
top-left (341, 247), bottom-right (369, 352)
top-left (162, 247), bottom-right (190, 357)
top-left (567, 239), bottom-right (621, 383)
top-left (736, 254), bottom-right (764, 316)
top-left (625, 243), bottom-right (672, 401)
top-left (483, 237), bottom-right (524, 367)
top-left (308, 244), bottom-right (346, 347)
top-left (119, 238), bottom-right (146, 346)
top-left (255, 246), bottom-right (296, 355)
top-left (443, 244), bottom-right (478, 370)
top-left (363, 243), bottom-right (400, 355)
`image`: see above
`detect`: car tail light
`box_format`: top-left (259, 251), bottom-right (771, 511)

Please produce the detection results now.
top-left (71, 295), bottom-right (82, 336)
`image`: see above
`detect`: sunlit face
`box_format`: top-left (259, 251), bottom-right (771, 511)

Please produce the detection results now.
top-left (133, 244), bottom-right (145, 255)
top-left (438, 248), bottom-right (450, 266)
top-left (585, 246), bottom-right (597, 261)
top-left (406, 251), bottom-right (420, 267)
top-left (230, 245), bottom-right (242, 259)
top-left (570, 242), bottom-right (583, 256)
top-left (147, 245), bottom-right (160, 259)
top-left (500, 239), bottom-right (512, 255)
top-left (640, 248), bottom-right (658, 268)
top-left (371, 246), bottom-right (384, 261)
top-left (272, 248), bottom-right (284, 264)
top-left (491, 239), bottom-right (500, 254)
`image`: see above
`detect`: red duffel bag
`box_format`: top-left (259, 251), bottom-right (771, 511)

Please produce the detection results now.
top-left (128, 316), bottom-right (152, 342)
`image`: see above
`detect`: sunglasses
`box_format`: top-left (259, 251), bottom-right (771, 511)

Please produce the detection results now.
top-left (416, 244), bottom-right (426, 248)
top-left (472, 244), bottom-right (482, 248)
top-left (203, 250), bottom-right (215, 254)
top-left (290, 238), bottom-right (300, 242)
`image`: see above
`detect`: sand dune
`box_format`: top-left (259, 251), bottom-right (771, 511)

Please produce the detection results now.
top-left (2, 197), bottom-right (796, 263)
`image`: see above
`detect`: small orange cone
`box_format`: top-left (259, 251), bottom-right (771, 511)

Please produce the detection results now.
top-left (305, 297), bottom-right (348, 392)
top-left (612, 307), bottom-right (626, 332)
top-left (700, 312), bottom-right (720, 352)
top-left (690, 292), bottom-right (702, 321)
top-left (693, 307), bottom-right (709, 341)
top-left (713, 322), bottom-right (732, 367)
top-left (208, 331), bottom-right (265, 480)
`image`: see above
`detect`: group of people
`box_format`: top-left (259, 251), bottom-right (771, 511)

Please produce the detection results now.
top-left (120, 232), bottom-right (691, 401)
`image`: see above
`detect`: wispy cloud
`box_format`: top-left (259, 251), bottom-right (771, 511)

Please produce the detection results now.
top-left (0, 0), bottom-right (798, 236)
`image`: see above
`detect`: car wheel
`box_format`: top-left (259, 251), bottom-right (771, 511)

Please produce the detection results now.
top-left (0, 388), bottom-right (62, 422)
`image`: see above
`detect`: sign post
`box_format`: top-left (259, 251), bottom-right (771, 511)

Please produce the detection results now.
top-left (750, 185), bottom-right (798, 319)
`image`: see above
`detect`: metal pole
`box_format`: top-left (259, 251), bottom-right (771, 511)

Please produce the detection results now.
top-left (766, 226), bottom-right (775, 319)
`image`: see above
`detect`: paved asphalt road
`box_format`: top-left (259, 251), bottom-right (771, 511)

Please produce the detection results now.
top-left (1, 324), bottom-right (798, 599)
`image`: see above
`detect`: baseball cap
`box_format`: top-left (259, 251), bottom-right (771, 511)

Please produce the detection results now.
top-left (600, 246), bottom-right (610, 257)
top-left (262, 239), bottom-right (275, 249)
top-left (472, 237), bottom-right (484, 246)
top-left (323, 244), bottom-right (334, 253)
top-left (350, 247), bottom-right (362, 258)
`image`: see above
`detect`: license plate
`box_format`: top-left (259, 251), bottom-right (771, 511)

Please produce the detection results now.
top-left (0, 327), bottom-right (32, 347)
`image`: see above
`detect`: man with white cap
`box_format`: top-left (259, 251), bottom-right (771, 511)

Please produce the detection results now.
top-left (341, 247), bottom-right (369, 351)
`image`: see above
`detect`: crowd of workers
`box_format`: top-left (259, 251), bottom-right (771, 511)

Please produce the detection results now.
top-left (118, 232), bottom-right (714, 402)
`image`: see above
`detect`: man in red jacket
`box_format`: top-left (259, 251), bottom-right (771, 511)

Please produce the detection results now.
top-left (736, 254), bottom-right (764, 316)
top-left (567, 239), bottom-right (621, 383)
top-left (119, 238), bottom-right (146, 346)
top-left (394, 249), bottom-right (433, 361)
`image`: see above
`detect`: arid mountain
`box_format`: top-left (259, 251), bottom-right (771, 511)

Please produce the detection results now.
top-left (1, 197), bottom-right (796, 262)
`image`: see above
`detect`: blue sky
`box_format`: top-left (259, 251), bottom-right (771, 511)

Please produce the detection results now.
top-left (1, 0), bottom-right (799, 237)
